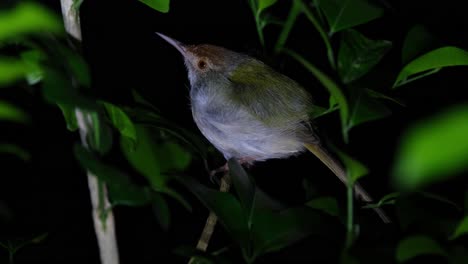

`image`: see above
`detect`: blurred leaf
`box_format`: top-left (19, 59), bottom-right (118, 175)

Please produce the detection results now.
top-left (365, 88), bottom-right (405, 106)
top-left (120, 124), bottom-right (191, 189)
top-left (57, 103), bottom-right (78, 131)
top-left (394, 46), bottom-right (468, 87)
top-left (121, 126), bottom-right (164, 187)
top-left (252, 207), bottom-right (337, 256)
top-left (285, 49), bottom-right (350, 141)
top-left (124, 107), bottom-right (208, 158)
top-left (335, 149), bottom-right (368, 184)
top-left (139, 0), bottom-right (170, 13)
top-left (450, 216), bottom-right (468, 240)
top-left (228, 158), bottom-right (256, 225)
top-left (131, 89), bottom-right (160, 111)
top-left (418, 191), bottom-right (462, 212)
top-left (402, 24), bottom-right (436, 65)
top-left (176, 175), bottom-right (249, 246)
top-left (0, 144), bottom-right (30, 162)
top-left (159, 141), bottom-right (191, 172)
top-left (396, 235), bottom-right (446, 262)
top-left (72, 0), bottom-right (84, 11)
top-left (0, 2), bottom-right (63, 41)
top-left (338, 29), bottom-right (391, 83)
top-left (310, 104), bottom-right (339, 119)
top-left (61, 47), bottom-right (91, 88)
top-left (151, 192), bottom-right (170, 231)
top-left (42, 68), bottom-right (97, 110)
top-left (0, 57), bottom-right (32, 86)
top-left (159, 187), bottom-right (192, 212)
top-left (20, 49), bottom-right (44, 85)
top-left (316, 0), bottom-right (384, 34)
top-left (87, 112), bottom-right (113, 155)
top-left (257, 0), bottom-right (277, 15)
top-left (345, 88), bottom-right (392, 133)
top-left (103, 102), bottom-right (137, 142)
top-left (74, 144), bottom-right (151, 206)
top-left (0, 100), bottom-right (29, 123)
top-left (393, 105), bottom-right (468, 189)
top-left (363, 192), bottom-right (399, 209)
top-left (306, 196), bottom-right (339, 217)
top-left (254, 188), bottom-right (286, 211)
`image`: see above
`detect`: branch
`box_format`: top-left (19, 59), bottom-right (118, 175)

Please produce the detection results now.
top-left (59, 1), bottom-right (120, 264)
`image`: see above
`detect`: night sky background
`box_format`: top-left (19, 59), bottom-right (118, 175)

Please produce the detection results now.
top-left (1, 0), bottom-right (468, 263)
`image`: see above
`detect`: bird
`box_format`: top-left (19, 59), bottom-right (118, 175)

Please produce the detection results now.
top-left (156, 32), bottom-right (390, 224)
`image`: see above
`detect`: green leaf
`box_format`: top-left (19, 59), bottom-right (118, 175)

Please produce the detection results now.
top-left (159, 141), bottom-right (191, 172)
top-left (120, 125), bottom-right (164, 187)
top-left (393, 105), bottom-right (468, 189)
top-left (20, 49), bottom-right (44, 85)
top-left (317, 0), bottom-right (384, 34)
top-left (257, 0), bottom-right (278, 15)
top-left (396, 235), bottom-right (446, 262)
top-left (401, 25), bottom-right (436, 65)
top-left (335, 149), bottom-right (368, 184)
top-left (176, 175), bottom-right (249, 247)
top-left (139, 0), bottom-right (170, 13)
top-left (363, 192), bottom-right (399, 209)
top-left (0, 57), bottom-right (32, 86)
top-left (0, 2), bottom-right (63, 41)
top-left (0, 101), bottom-right (29, 123)
top-left (345, 88), bottom-right (392, 133)
top-left (151, 192), bottom-right (171, 231)
top-left (74, 144), bottom-right (151, 206)
top-left (57, 103), bottom-right (78, 131)
top-left (338, 29), bottom-right (392, 83)
top-left (0, 144), bottom-right (30, 162)
top-left (252, 207), bottom-right (337, 256)
top-left (394, 47), bottom-right (468, 87)
top-left (103, 102), bottom-right (137, 142)
top-left (285, 49), bottom-right (350, 141)
top-left (41, 68), bottom-right (97, 110)
top-left (306, 196), bottom-right (339, 217)
top-left (62, 48), bottom-right (91, 88)
top-left (124, 107), bottom-right (208, 158)
top-left (450, 216), bottom-right (468, 240)
top-left (87, 112), bottom-right (113, 155)
top-left (228, 158), bottom-right (256, 225)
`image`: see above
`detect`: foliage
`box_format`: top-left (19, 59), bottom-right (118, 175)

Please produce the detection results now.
top-left (1, 0), bottom-right (468, 263)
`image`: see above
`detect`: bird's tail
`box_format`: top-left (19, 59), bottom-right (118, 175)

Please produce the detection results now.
top-left (304, 143), bottom-right (391, 224)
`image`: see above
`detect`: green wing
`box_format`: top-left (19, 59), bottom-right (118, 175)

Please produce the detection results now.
top-left (228, 59), bottom-right (313, 126)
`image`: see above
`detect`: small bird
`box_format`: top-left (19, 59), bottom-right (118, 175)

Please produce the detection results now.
top-left (157, 33), bottom-right (390, 223)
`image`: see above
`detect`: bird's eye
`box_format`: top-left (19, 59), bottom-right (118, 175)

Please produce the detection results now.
top-left (197, 60), bottom-right (207, 70)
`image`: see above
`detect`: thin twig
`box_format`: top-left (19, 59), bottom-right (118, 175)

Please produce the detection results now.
top-left (59, 1), bottom-right (120, 264)
top-left (188, 172), bottom-right (231, 263)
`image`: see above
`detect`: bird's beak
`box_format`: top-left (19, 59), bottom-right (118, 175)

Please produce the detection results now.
top-left (156, 32), bottom-right (187, 56)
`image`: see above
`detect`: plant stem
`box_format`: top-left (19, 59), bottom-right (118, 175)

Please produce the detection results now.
top-left (346, 184), bottom-right (354, 248)
top-left (274, 0), bottom-right (301, 54)
top-left (59, 1), bottom-right (120, 263)
top-left (298, 0), bottom-right (336, 69)
top-left (189, 171), bottom-right (231, 263)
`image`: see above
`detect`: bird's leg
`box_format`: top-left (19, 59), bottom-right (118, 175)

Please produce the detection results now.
top-left (209, 157), bottom-right (254, 184)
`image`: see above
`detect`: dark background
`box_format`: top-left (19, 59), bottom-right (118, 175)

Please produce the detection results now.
top-left (1, 0), bottom-right (468, 263)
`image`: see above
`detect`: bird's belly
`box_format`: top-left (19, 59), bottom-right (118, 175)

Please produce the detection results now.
top-left (192, 105), bottom-right (306, 161)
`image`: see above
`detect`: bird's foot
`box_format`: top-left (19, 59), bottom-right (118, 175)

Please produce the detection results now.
top-left (209, 157), bottom-right (255, 185)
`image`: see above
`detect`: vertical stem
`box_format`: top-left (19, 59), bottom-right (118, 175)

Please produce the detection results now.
top-left (188, 172), bottom-right (231, 264)
top-left (274, 0), bottom-right (301, 54)
top-left (299, 0), bottom-right (336, 69)
top-left (346, 184), bottom-right (354, 248)
top-left (59, 1), bottom-right (120, 264)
